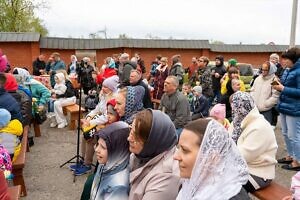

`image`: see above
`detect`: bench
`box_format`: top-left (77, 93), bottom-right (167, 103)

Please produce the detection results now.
top-left (8, 185), bottom-right (21, 200)
top-left (252, 182), bottom-right (292, 200)
top-left (63, 104), bottom-right (85, 130)
top-left (151, 98), bottom-right (161, 110)
top-left (12, 125), bottom-right (29, 196)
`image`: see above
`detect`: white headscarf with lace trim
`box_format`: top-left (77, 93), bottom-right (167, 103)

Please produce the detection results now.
top-left (177, 119), bottom-right (249, 200)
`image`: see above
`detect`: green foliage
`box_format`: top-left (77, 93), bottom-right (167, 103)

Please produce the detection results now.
top-left (0, 0), bottom-right (48, 36)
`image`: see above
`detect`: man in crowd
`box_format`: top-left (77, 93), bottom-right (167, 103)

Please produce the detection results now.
top-left (33, 54), bottom-right (46, 76)
top-left (197, 56), bottom-right (214, 104)
top-left (46, 52), bottom-right (66, 88)
top-left (159, 75), bottom-right (191, 137)
top-left (169, 55), bottom-right (184, 88)
top-left (118, 53), bottom-right (137, 87)
top-left (211, 55), bottom-right (226, 104)
top-left (134, 52), bottom-right (146, 76)
top-left (129, 69), bottom-right (153, 109)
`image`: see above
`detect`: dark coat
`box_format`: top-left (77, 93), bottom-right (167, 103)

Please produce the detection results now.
top-left (32, 58), bottom-right (46, 76)
top-left (0, 88), bottom-right (23, 122)
top-left (8, 90), bottom-right (32, 126)
top-left (191, 95), bottom-right (209, 120)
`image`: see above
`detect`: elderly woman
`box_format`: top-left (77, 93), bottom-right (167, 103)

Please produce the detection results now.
top-left (274, 47), bottom-right (300, 170)
top-left (90, 121), bottom-right (131, 200)
top-left (230, 91), bottom-right (277, 192)
top-left (128, 109), bottom-right (180, 200)
top-left (174, 119), bottom-right (249, 199)
top-left (114, 86), bottom-right (145, 124)
top-left (250, 61), bottom-right (280, 124)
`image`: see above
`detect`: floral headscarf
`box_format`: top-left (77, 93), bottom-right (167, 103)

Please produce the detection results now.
top-left (231, 91), bottom-right (255, 143)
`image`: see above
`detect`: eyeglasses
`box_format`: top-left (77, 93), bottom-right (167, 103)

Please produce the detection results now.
top-left (197, 60), bottom-right (204, 63)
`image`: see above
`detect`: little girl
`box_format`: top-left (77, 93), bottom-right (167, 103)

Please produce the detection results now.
top-left (209, 103), bottom-right (230, 130)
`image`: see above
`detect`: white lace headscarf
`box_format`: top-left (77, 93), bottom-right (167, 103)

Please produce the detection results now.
top-left (177, 119), bottom-right (249, 200)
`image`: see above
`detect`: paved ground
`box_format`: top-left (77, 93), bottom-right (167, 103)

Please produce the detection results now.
top-left (22, 118), bottom-right (294, 200)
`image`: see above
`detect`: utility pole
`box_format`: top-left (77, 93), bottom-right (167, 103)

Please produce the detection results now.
top-left (290, 0), bottom-right (298, 48)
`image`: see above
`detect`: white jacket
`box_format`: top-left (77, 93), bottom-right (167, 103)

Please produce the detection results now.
top-left (237, 107), bottom-right (278, 179)
top-left (250, 74), bottom-right (280, 112)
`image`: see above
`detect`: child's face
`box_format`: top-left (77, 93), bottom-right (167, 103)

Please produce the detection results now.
top-left (54, 76), bottom-right (59, 83)
top-left (182, 86), bottom-right (191, 94)
top-left (107, 112), bottom-right (118, 124)
top-left (95, 138), bottom-right (108, 164)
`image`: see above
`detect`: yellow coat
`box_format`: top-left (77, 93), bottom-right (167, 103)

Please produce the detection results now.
top-left (221, 76), bottom-right (245, 95)
top-left (0, 119), bottom-right (23, 162)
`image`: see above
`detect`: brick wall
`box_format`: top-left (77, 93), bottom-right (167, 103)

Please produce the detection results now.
top-left (0, 41), bottom-right (281, 74)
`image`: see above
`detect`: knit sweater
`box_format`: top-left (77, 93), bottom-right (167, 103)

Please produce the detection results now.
top-left (237, 107), bottom-right (277, 179)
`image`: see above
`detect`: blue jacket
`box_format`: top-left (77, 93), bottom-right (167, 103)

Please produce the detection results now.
top-left (90, 164), bottom-right (129, 200)
top-left (277, 58), bottom-right (300, 116)
top-left (0, 88), bottom-right (23, 122)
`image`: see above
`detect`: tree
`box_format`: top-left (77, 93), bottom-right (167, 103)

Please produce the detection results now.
top-left (0, 0), bottom-right (48, 36)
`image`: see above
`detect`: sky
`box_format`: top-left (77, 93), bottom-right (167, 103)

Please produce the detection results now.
top-left (36, 0), bottom-right (300, 44)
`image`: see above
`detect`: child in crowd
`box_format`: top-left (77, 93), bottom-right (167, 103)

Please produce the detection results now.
top-left (89, 122), bottom-right (130, 200)
top-left (84, 89), bottom-right (99, 112)
top-left (182, 83), bottom-right (193, 109)
top-left (0, 108), bottom-right (23, 162)
top-left (191, 86), bottom-right (209, 120)
top-left (209, 103), bottom-right (230, 130)
top-left (48, 73), bottom-right (67, 119)
top-left (71, 99), bottom-right (120, 176)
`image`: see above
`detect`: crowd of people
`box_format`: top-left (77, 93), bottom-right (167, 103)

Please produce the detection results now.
top-left (0, 47), bottom-right (299, 199)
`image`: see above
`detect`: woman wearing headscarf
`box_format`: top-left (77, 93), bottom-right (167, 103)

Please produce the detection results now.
top-left (250, 61), bottom-right (280, 124)
top-left (67, 55), bottom-right (79, 77)
top-left (12, 67), bottom-right (50, 113)
top-left (274, 47), bottom-right (300, 170)
top-left (114, 86), bottom-right (145, 125)
top-left (175, 119), bottom-right (249, 200)
top-left (90, 121), bottom-right (130, 200)
top-left (128, 109), bottom-right (180, 200)
top-left (230, 91), bottom-right (277, 192)
top-left (152, 57), bottom-right (169, 100)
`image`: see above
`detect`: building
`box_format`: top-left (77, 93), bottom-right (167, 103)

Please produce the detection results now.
top-left (0, 32), bottom-right (297, 73)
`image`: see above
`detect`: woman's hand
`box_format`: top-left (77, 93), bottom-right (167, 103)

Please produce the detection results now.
top-left (272, 82), bottom-right (284, 92)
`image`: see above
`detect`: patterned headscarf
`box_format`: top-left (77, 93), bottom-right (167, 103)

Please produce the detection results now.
top-left (122, 86), bottom-right (145, 124)
top-left (177, 119), bottom-right (249, 200)
top-left (231, 91), bottom-right (255, 143)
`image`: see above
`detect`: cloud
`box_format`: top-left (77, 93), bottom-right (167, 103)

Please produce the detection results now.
top-left (36, 0), bottom-right (299, 44)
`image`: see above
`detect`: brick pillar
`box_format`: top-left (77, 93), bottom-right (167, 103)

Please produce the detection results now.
top-left (30, 42), bottom-right (40, 73)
